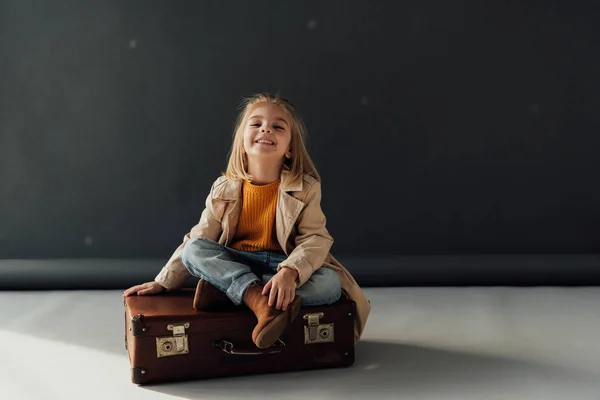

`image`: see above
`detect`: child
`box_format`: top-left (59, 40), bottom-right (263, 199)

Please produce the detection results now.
top-left (123, 93), bottom-right (370, 348)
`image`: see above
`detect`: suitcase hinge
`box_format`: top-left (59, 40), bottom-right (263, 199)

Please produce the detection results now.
top-left (156, 322), bottom-right (190, 358)
top-left (303, 312), bottom-right (334, 344)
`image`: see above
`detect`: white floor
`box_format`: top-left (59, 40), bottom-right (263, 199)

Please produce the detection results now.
top-left (1, 287), bottom-right (599, 400)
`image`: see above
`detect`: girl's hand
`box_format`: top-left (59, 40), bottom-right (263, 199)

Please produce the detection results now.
top-left (262, 267), bottom-right (298, 311)
top-left (123, 281), bottom-right (166, 297)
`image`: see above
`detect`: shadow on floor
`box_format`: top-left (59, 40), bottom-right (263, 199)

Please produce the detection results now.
top-left (142, 340), bottom-right (584, 399)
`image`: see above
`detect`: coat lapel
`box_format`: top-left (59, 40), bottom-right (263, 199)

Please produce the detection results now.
top-left (276, 171), bottom-right (305, 254)
top-left (212, 178), bottom-right (242, 247)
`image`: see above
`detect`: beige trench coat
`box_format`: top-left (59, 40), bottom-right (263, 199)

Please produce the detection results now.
top-left (155, 168), bottom-right (371, 343)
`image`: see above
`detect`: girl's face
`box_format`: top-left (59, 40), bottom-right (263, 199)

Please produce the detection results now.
top-left (243, 103), bottom-right (292, 163)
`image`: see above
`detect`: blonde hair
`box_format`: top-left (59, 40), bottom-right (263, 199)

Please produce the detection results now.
top-left (223, 93), bottom-right (320, 185)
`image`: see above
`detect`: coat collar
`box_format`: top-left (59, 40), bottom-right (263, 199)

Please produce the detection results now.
top-left (213, 166), bottom-right (302, 200)
top-left (212, 166), bottom-right (306, 252)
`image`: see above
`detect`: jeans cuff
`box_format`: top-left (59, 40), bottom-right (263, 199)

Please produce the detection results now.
top-left (227, 273), bottom-right (259, 305)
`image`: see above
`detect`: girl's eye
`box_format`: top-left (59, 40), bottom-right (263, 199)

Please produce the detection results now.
top-left (274, 126), bottom-right (283, 130)
top-left (251, 123), bottom-right (260, 127)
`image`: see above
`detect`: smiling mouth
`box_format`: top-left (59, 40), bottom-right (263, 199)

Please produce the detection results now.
top-left (255, 140), bottom-right (275, 145)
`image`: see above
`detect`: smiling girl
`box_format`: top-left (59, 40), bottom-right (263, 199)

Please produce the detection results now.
top-left (124, 93), bottom-right (370, 349)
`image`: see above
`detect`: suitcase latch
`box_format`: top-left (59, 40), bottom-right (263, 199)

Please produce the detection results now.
top-left (303, 312), bottom-right (334, 344)
top-left (156, 322), bottom-right (190, 358)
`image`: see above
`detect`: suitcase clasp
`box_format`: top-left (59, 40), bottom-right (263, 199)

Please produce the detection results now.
top-left (303, 312), bottom-right (334, 344)
top-left (156, 322), bottom-right (190, 358)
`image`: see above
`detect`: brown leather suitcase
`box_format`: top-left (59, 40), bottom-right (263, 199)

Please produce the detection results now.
top-left (124, 289), bottom-right (356, 384)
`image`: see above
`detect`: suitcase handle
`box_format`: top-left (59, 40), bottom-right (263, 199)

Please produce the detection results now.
top-left (213, 339), bottom-right (285, 356)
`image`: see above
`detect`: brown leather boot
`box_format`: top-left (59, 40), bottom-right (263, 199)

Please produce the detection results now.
top-left (193, 279), bottom-right (234, 311)
top-left (243, 281), bottom-right (302, 349)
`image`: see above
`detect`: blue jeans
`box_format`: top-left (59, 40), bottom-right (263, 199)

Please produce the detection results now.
top-left (180, 237), bottom-right (342, 306)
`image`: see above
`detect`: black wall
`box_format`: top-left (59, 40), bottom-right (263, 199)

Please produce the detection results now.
top-left (2, 1), bottom-right (599, 263)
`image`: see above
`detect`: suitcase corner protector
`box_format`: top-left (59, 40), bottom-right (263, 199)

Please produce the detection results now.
top-left (131, 314), bottom-right (148, 336)
top-left (131, 367), bottom-right (148, 384)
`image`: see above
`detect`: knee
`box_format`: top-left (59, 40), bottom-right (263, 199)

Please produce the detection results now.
top-left (301, 267), bottom-right (342, 306)
top-left (317, 267), bottom-right (341, 294)
top-left (180, 238), bottom-right (196, 267)
top-left (180, 237), bottom-right (218, 266)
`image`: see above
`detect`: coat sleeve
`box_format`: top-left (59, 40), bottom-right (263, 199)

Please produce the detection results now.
top-left (154, 181), bottom-right (223, 290)
top-left (276, 180), bottom-right (334, 287)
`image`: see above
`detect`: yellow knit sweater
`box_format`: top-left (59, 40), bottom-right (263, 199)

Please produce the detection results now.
top-left (228, 179), bottom-right (283, 253)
